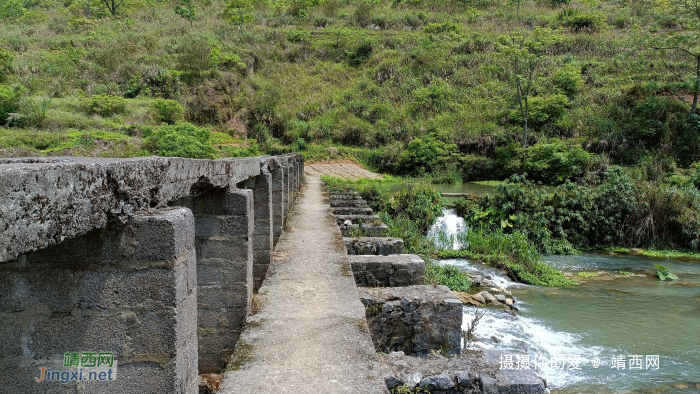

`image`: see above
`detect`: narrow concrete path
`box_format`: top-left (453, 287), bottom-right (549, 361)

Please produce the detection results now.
top-left (218, 176), bottom-right (386, 394)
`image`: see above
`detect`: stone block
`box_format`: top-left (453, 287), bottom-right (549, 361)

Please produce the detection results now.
top-left (331, 207), bottom-right (374, 216)
top-left (359, 285), bottom-right (463, 356)
top-left (344, 237), bottom-right (404, 255)
top-left (349, 254), bottom-right (425, 287)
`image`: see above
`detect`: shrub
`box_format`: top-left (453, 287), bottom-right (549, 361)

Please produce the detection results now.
top-left (396, 133), bottom-right (460, 176)
top-left (509, 94), bottom-right (569, 129)
top-left (84, 94), bottom-right (127, 117)
top-left (552, 64), bottom-right (583, 98)
top-left (143, 122), bottom-right (218, 159)
top-left (0, 84), bottom-right (23, 124)
top-left (524, 140), bottom-right (591, 184)
top-left (209, 48), bottom-right (246, 74)
top-left (286, 29), bottom-right (311, 43)
top-left (556, 9), bottom-right (607, 32)
top-left (151, 99), bottom-right (184, 125)
top-left (0, 48), bottom-right (13, 83)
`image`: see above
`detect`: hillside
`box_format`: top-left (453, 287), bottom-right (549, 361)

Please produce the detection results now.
top-left (1, 0), bottom-right (699, 183)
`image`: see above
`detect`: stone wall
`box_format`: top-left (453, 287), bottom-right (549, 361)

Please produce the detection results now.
top-left (359, 286), bottom-right (463, 356)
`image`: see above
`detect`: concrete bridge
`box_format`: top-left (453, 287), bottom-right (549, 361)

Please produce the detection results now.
top-left (0, 155), bottom-right (548, 394)
top-left (0, 154), bottom-right (303, 392)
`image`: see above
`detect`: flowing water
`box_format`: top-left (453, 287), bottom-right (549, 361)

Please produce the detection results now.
top-left (429, 210), bottom-right (700, 393)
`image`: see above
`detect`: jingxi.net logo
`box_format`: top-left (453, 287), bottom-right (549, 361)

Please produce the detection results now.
top-left (35, 352), bottom-right (118, 384)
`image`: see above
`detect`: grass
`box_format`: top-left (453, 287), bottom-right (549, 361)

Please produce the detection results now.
top-left (604, 247), bottom-right (700, 261)
top-left (425, 257), bottom-right (471, 292)
top-left (439, 227), bottom-right (578, 286)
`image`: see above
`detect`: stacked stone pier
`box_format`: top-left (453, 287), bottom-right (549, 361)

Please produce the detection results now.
top-left (0, 154), bottom-right (302, 393)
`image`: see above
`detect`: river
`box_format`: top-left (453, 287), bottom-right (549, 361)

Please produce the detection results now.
top-left (429, 209), bottom-right (700, 393)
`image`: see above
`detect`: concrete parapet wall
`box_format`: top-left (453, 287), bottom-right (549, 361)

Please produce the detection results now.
top-left (0, 154), bottom-right (302, 263)
top-left (359, 285), bottom-right (463, 356)
top-left (0, 208), bottom-right (199, 393)
top-left (344, 237), bottom-right (404, 255)
top-left (349, 254), bottom-right (425, 287)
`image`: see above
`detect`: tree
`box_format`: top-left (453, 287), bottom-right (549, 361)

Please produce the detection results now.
top-left (497, 27), bottom-right (562, 147)
top-left (226, 0), bottom-right (253, 33)
top-left (174, 0), bottom-right (196, 27)
top-left (100, 0), bottom-right (123, 16)
top-left (654, 0), bottom-right (700, 115)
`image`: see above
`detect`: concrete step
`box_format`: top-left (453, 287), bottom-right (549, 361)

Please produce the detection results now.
top-left (332, 207), bottom-right (374, 216)
top-left (340, 224), bottom-right (389, 237)
top-left (329, 198), bottom-right (368, 208)
top-left (348, 254), bottom-right (425, 287)
top-left (334, 214), bottom-right (381, 225)
top-left (343, 237), bottom-right (404, 255)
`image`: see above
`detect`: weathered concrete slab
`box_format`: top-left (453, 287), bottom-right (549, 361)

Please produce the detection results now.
top-left (359, 285), bottom-right (463, 356)
top-left (0, 154), bottom-right (301, 263)
top-left (344, 237), bottom-right (404, 255)
top-left (349, 254), bottom-right (425, 287)
top-left (219, 176), bottom-right (386, 394)
top-left (0, 208), bottom-right (199, 393)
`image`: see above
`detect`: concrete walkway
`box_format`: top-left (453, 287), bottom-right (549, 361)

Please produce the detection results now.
top-left (218, 176), bottom-right (386, 394)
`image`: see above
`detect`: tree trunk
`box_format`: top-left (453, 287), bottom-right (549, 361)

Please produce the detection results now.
top-left (691, 56), bottom-right (699, 115)
top-left (522, 97), bottom-right (529, 147)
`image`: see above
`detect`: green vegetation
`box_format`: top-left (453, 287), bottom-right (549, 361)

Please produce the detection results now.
top-left (0, 0), bottom-right (698, 176)
top-left (425, 258), bottom-right (471, 292)
top-left (577, 271), bottom-right (599, 278)
top-left (324, 176), bottom-right (575, 286)
top-left (3, 0), bottom-right (700, 261)
top-left (655, 264), bottom-right (679, 280)
top-left (454, 168), bottom-right (700, 253)
top-left (439, 227), bottom-right (577, 286)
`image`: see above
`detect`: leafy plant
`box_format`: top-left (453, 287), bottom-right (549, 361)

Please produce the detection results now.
top-left (655, 264), bottom-right (679, 280)
top-left (84, 94), bottom-right (127, 117)
top-left (0, 48), bottom-right (13, 83)
top-left (151, 98), bottom-right (184, 124)
top-left (143, 121), bottom-right (218, 159)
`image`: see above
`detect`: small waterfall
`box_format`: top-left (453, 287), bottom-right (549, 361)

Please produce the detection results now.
top-left (427, 208), bottom-right (467, 250)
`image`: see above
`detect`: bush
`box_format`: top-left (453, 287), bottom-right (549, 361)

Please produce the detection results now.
top-left (143, 122), bottom-right (218, 159)
top-left (0, 48), bottom-right (13, 83)
top-left (510, 94), bottom-right (569, 129)
top-left (209, 48), bottom-right (246, 74)
top-left (551, 64), bottom-right (583, 98)
top-left (0, 84), bottom-right (23, 124)
top-left (524, 140), bottom-right (591, 184)
top-left (556, 9), bottom-right (607, 32)
top-left (396, 133), bottom-right (460, 176)
top-left (84, 94), bottom-right (127, 117)
top-left (151, 99), bottom-right (184, 125)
